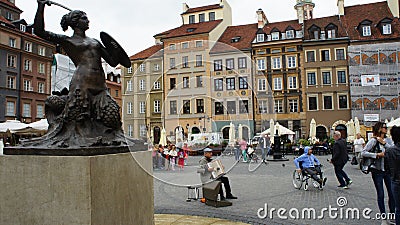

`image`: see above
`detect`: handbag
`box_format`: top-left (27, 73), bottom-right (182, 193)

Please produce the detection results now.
top-left (351, 156), bottom-right (358, 165)
top-left (361, 139), bottom-right (380, 174)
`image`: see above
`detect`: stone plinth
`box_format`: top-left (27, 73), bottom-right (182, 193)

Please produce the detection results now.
top-left (0, 151), bottom-right (154, 225)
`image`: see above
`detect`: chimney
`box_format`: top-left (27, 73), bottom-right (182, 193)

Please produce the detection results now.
top-left (387, 0), bottom-right (399, 17)
top-left (337, 0), bottom-right (344, 16)
top-left (256, 8), bottom-right (268, 29)
top-left (182, 3), bottom-right (189, 13)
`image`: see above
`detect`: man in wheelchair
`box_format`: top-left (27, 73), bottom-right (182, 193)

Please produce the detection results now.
top-left (294, 146), bottom-right (327, 188)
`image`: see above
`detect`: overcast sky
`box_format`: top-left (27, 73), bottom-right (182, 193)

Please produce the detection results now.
top-left (19, 0), bottom-right (380, 56)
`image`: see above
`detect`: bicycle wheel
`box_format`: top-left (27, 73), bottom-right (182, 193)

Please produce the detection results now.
top-left (292, 170), bottom-right (303, 189)
top-left (248, 153), bottom-right (263, 172)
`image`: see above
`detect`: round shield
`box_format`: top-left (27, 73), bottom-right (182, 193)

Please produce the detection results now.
top-left (100, 31), bottom-right (131, 68)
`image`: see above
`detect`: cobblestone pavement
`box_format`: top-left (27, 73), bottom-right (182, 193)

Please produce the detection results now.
top-left (154, 153), bottom-right (391, 225)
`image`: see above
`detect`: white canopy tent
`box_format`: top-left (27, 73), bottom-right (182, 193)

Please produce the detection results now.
top-left (388, 117), bottom-right (400, 127)
top-left (0, 120), bottom-right (29, 133)
top-left (260, 122), bottom-right (295, 136)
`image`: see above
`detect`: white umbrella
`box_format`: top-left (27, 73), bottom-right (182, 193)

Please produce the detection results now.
top-left (175, 127), bottom-right (183, 143)
top-left (309, 118), bottom-right (317, 144)
top-left (388, 117), bottom-right (400, 127)
top-left (346, 119), bottom-right (355, 142)
top-left (354, 117), bottom-right (361, 135)
top-left (385, 119), bottom-right (389, 124)
top-left (391, 117), bottom-right (395, 122)
top-left (0, 120), bottom-right (29, 133)
top-left (159, 128), bottom-right (167, 146)
top-left (238, 124), bottom-right (243, 141)
top-left (28, 119), bottom-right (48, 131)
top-left (261, 123), bottom-right (295, 135)
top-left (229, 122), bottom-right (235, 145)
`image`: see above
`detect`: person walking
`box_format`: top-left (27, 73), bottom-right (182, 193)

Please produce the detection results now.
top-left (385, 126), bottom-right (400, 225)
top-left (362, 122), bottom-right (395, 225)
top-left (258, 134), bottom-right (270, 161)
top-left (353, 133), bottom-right (365, 165)
top-left (329, 131), bottom-right (352, 189)
top-left (239, 138), bottom-right (248, 162)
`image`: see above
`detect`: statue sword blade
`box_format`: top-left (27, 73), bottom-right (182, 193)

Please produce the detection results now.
top-left (48, 1), bottom-right (72, 11)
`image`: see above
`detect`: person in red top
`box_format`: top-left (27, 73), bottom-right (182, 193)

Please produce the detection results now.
top-left (177, 149), bottom-right (185, 171)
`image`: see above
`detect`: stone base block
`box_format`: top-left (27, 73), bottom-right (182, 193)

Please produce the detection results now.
top-left (0, 151), bottom-right (154, 225)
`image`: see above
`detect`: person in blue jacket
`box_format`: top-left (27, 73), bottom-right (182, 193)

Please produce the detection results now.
top-left (294, 146), bottom-right (327, 187)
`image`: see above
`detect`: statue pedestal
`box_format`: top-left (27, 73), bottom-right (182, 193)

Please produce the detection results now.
top-left (0, 151), bottom-right (154, 225)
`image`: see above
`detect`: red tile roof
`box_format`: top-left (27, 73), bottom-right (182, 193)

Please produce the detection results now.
top-left (154, 20), bottom-right (223, 39)
top-left (342, 1), bottom-right (400, 41)
top-left (0, 0), bottom-right (22, 12)
top-left (303, 16), bottom-right (348, 40)
top-left (182, 4), bottom-right (222, 15)
top-left (262, 19), bottom-right (302, 34)
top-left (0, 15), bottom-right (13, 25)
top-left (130, 44), bottom-right (163, 61)
top-left (210, 23), bottom-right (258, 53)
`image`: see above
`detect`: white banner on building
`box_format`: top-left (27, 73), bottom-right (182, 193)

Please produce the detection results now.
top-left (361, 74), bottom-right (380, 86)
top-left (364, 114), bottom-right (380, 122)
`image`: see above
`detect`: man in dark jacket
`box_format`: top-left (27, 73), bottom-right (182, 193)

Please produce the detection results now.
top-left (330, 131), bottom-right (352, 188)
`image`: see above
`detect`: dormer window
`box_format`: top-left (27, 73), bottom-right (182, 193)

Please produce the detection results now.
top-left (286, 30), bottom-right (295, 39)
top-left (256, 33), bottom-right (265, 42)
top-left (358, 20), bottom-right (372, 37)
top-left (327, 29), bottom-right (335, 38)
top-left (308, 25), bottom-right (321, 40)
top-left (383, 24), bottom-right (392, 34)
top-left (271, 32), bottom-right (279, 40)
top-left (209, 12), bottom-right (215, 21)
top-left (20, 24), bottom-right (26, 32)
top-left (325, 23), bottom-right (337, 39)
top-left (187, 28), bottom-right (196, 32)
top-left (199, 13), bottom-right (205, 22)
top-left (362, 26), bottom-right (371, 36)
top-left (231, 36), bottom-right (241, 43)
top-left (189, 15), bottom-right (195, 24)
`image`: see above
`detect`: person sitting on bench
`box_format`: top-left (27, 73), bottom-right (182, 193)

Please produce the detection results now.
top-left (198, 148), bottom-right (237, 200)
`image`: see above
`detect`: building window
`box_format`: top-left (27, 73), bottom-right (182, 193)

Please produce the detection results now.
top-left (239, 100), bottom-right (248, 114)
top-left (335, 49), bottom-right (345, 60)
top-left (257, 59), bottom-right (266, 70)
top-left (289, 99), bottom-right (298, 112)
top-left (321, 50), bottom-right (330, 61)
top-left (170, 58), bottom-right (176, 69)
top-left (227, 101), bottom-right (236, 114)
top-left (273, 77), bottom-right (282, 90)
top-left (139, 102), bottom-right (145, 114)
top-left (287, 56), bottom-right (296, 68)
top-left (362, 26), bottom-right (371, 36)
top-left (214, 79), bottom-right (223, 91)
top-left (23, 103), bottom-right (31, 117)
top-left (115, 90), bottom-right (119, 97)
top-left (170, 78), bottom-right (176, 89)
top-left (239, 77), bottom-right (248, 89)
top-left (183, 77), bottom-right (189, 88)
top-left (196, 55), bottom-right (203, 66)
top-left (170, 101), bottom-right (177, 114)
top-left (6, 101), bottom-right (15, 116)
top-left (139, 79), bottom-right (145, 90)
top-left (226, 58), bottom-right (234, 70)
top-left (199, 13), bottom-right (205, 22)
top-left (140, 125), bottom-right (147, 137)
top-left (182, 56), bottom-right (189, 68)
top-left (288, 76), bottom-right (297, 89)
top-left (226, 78), bottom-right (235, 90)
top-left (307, 72), bottom-right (316, 85)
top-left (127, 102), bottom-right (133, 114)
top-left (24, 59), bottom-right (32, 71)
top-left (274, 100), bottom-right (283, 113)
top-left (327, 29), bottom-right (336, 38)
top-left (153, 81), bottom-right (160, 90)
top-left (238, 57), bottom-right (247, 69)
top-left (38, 46), bottom-right (46, 56)
top-left (272, 57), bottom-right (281, 69)
top-left (189, 15), bottom-right (195, 24)
top-left (196, 99), bottom-right (204, 113)
top-left (24, 42), bottom-right (32, 52)
top-left (169, 44), bottom-right (176, 50)
top-left (256, 33), bottom-right (264, 42)
top-left (183, 100), bottom-right (191, 114)
top-left (322, 72), bottom-right (331, 85)
top-left (383, 24), bottom-right (392, 34)
top-left (7, 76), bottom-right (15, 89)
top-left (214, 60), bottom-right (222, 71)
top-left (6, 11), bottom-right (13, 20)
top-left (209, 12), bottom-right (215, 21)
top-left (127, 80), bottom-right (132, 91)
top-left (9, 38), bottom-right (16, 48)
top-left (196, 76), bottom-right (203, 87)
top-left (38, 82), bottom-right (45, 93)
top-left (154, 64), bottom-right (160, 71)
top-left (306, 51), bottom-right (315, 62)
top-left (182, 42), bottom-right (189, 49)
top-left (139, 64), bottom-right (145, 72)
top-left (154, 100), bottom-right (161, 113)
top-left (127, 125), bottom-right (133, 137)
top-left (258, 100), bottom-right (268, 113)
top-left (258, 79), bottom-right (266, 91)
top-left (337, 71), bottom-right (346, 84)
top-left (338, 95), bottom-right (348, 109)
top-left (37, 104), bottom-right (44, 118)
top-left (195, 40), bottom-right (203, 48)
top-left (308, 96), bottom-right (318, 110)
top-left (23, 80), bottom-right (32, 91)
top-left (271, 32), bottom-right (279, 40)
top-left (7, 54), bottom-right (16, 68)
top-left (323, 96), bottom-right (333, 110)
top-left (127, 67), bottom-right (132, 74)
top-left (286, 30), bottom-right (295, 39)
top-left (39, 63), bottom-right (45, 74)
top-left (215, 102), bottom-right (224, 115)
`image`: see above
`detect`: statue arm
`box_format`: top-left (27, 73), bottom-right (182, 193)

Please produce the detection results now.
top-left (34, 0), bottom-right (67, 44)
